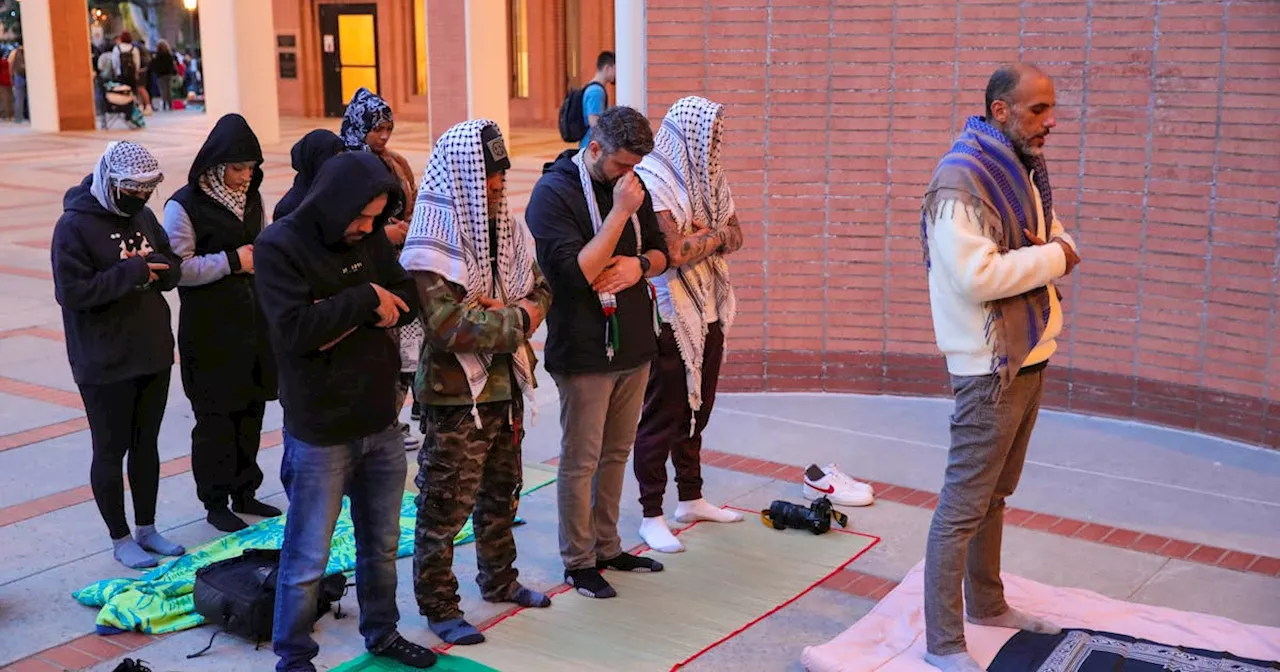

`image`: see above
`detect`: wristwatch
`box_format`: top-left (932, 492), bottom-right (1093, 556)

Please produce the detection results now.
top-left (637, 254), bottom-right (652, 275)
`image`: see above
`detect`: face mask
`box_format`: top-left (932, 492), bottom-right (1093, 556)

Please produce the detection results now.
top-left (117, 195), bottom-right (148, 217)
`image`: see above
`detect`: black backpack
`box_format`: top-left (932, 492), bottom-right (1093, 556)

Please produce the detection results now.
top-left (117, 46), bottom-right (139, 86)
top-left (188, 548), bottom-right (348, 657)
top-left (558, 81), bottom-right (605, 143)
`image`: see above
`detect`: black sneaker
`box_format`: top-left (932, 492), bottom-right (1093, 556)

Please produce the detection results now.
top-left (597, 552), bottom-right (664, 573)
top-left (375, 634), bottom-right (437, 668)
top-left (565, 568), bottom-right (617, 599)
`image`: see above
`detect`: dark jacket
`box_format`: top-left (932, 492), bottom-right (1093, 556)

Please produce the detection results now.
top-left (51, 176), bottom-right (182, 386)
top-left (254, 152), bottom-right (419, 445)
top-left (273, 130), bottom-right (345, 222)
top-left (524, 150), bottom-right (668, 375)
top-left (169, 113), bottom-right (277, 411)
top-left (151, 50), bottom-right (176, 77)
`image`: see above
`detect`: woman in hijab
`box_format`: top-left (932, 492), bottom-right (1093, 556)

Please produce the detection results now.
top-left (51, 141), bottom-right (186, 569)
top-left (162, 113), bottom-right (280, 533)
top-left (341, 87), bottom-right (423, 449)
top-left (272, 129), bottom-right (344, 221)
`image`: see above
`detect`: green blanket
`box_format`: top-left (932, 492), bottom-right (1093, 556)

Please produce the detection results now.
top-left (330, 652), bottom-right (500, 672)
top-left (73, 472), bottom-right (556, 636)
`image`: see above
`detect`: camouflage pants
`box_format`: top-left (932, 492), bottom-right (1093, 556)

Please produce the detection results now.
top-left (413, 399), bottom-right (524, 621)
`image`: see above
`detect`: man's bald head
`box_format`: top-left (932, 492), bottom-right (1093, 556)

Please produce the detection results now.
top-left (985, 64), bottom-right (1048, 120)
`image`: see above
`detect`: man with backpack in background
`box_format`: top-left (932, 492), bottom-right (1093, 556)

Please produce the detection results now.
top-left (559, 51), bottom-right (615, 149)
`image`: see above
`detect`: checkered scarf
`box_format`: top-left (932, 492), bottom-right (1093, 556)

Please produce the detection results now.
top-left (90, 141), bottom-right (164, 216)
top-left (198, 164), bottom-right (248, 220)
top-left (572, 149), bottom-right (647, 360)
top-left (402, 120), bottom-right (537, 424)
top-left (636, 96), bottom-right (738, 422)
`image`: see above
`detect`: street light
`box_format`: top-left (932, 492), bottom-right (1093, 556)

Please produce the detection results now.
top-left (183, 0), bottom-right (197, 10)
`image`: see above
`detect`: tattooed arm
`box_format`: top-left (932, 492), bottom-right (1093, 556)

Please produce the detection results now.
top-left (658, 210), bottom-right (728, 269)
top-left (717, 215), bottom-right (744, 255)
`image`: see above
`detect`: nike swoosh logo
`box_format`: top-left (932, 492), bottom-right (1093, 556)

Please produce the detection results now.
top-left (810, 483), bottom-right (835, 494)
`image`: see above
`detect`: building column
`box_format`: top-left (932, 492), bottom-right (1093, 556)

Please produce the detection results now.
top-left (613, 0), bottom-right (645, 112)
top-left (21, 0), bottom-right (96, 132)
top-left (199, 0), bottom-right (281, 145)
top-left (426, 0), bottom-right (510, 140)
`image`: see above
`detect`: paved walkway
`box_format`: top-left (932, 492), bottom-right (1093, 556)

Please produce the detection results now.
top-left (0, 112), bottom-right (1276, 672)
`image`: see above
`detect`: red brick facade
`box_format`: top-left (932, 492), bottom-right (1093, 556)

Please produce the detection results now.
top-left (645, 0), bottom-right (1280, 449)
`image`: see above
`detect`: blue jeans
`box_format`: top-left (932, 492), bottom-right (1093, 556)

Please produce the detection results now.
top-left (13, 76), bottom-right (26, 123)
top-left (272, 424), bottom-right (407, 672)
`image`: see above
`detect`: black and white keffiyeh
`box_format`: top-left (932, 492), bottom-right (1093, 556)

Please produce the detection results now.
top-left (401, 119), bottom-right (537, 424)
top-left (90, 141), bottom-right (164, 216)
top-left (199, 164), bottom-right (248, 220)
top-left (635, 95), bottom-right (737, 423)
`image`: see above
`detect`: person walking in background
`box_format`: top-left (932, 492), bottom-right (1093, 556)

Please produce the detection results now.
top-left (525, 106), bottom-right (669, 599)
top-left (136, 39), bottom-right (154, 114)
top-left (341, 87), bottom-right (425, 450)
top-left (51, 141), bottom-right (186, 569)
top-left (9, 42), bottom-right (25, 123)
top-left (150, 40), bottom-right (178, 112)
top-left (0, 50), bottom-right (12, 120)
top-left (256, 152), bottom-right (434, 672)
top-left (578, 51), bottom-right (615, 150)
top-left (919, 63), bottom-right (1081, 672)
top-left (402, 120), bottom-right (553, 645)
top-left (631, 95), bottom-right (747, 554)
top-left (163, 114), bottom-right (280, 534)
top-left (273, 129), bottom-right (345, 222)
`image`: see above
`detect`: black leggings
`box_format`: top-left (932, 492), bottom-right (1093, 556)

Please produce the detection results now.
top-left (79, 371), bottom-right (171, 539)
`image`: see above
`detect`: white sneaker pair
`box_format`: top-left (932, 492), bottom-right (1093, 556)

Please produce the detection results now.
top-left (802, 463), bottom-right (874, 507)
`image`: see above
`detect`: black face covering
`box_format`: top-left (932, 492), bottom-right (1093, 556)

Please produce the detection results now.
top-left (116, 194), bottom-right (149, 217)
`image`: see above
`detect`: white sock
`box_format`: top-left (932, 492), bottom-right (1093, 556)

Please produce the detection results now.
top-left (968, 608), bottom-right (1061, 635)
top-left (639, 516), bottom-right (684, 553)
top-left (674, 498), bottom-right (744, 524)
top-left (924, 651), bottom-right (986, 672)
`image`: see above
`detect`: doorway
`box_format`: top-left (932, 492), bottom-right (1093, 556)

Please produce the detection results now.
top-left (318, 3), bottom-right (380, 118)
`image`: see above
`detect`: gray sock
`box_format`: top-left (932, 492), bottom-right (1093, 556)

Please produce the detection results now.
top-left (924, 651), bottom-right (986, 672)
top-left (967, 608), bottom-right (1061, 635)
top-left (135, 525), bottom-right (186, 557)
top-left (112, 536), bottom-right (158, 569)
top-left (428, 617), bottom-right (485, 645)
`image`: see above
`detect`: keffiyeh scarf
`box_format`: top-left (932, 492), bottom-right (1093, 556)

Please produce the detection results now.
top-left (635, 96), bottom-right (738, 425)
top-left (340, 87), bottom-right (394, 152)
top-left (199, 164), bottom-right (248, 220)
top-left (572, 150), bottom-right (653, 361)
top-left (921, 115), bottom-right (1054, 397)
top-left (90, 141), bottom-right (165, 216)
top-left (401, 119), bottom-right (537, 426)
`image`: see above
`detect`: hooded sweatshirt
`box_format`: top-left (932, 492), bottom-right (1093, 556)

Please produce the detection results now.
top-left (254, 152), bottom-right (420, 445)
top-left (163, 113), bottom-right (276, 411)
top-left (51, 176), bottom-right (182, 385)
top-left (273, 130), bottom-right (345, 222)
top-left (524, 149), bottom-right (668, 375)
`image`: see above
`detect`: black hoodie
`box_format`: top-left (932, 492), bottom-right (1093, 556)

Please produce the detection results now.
top-left (51, 176), bottom-right (182, 386)
top-left (272, 130), bottom-right (345, 222)
top-left (524, 150), bottom-right (668, 375)
top-left (254, 152), bottom-right (420, 445)
top-left (167, 113), bottom-right (276, 411)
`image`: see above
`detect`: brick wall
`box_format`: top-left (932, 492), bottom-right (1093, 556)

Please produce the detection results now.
top-left (645, 0), bottom-right (1280, 449)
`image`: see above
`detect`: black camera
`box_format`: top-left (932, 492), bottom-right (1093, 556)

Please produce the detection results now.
top-left (761, 496), bottom-right (849, 535)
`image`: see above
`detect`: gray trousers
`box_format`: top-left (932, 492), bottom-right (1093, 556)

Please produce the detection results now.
top-left (924, 367), bottom-right (1044, 655)
top-left (552, 364), bottom-right (650, 571)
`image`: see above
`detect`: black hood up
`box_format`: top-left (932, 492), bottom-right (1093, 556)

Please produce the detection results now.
top-left (188, 113), bottom-right (264, 195)
top-left (291, 129), bottom-right (345, 184)
top-left (289, 151), bottom-right (404, 248)
top-left (63, 175), bottom-right (108, 216)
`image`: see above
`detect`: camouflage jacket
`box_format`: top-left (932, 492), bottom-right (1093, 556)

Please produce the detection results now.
top-left (411, 264), bottom-right (552, 406)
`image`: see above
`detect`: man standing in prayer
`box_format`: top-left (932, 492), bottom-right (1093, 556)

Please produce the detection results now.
top-left (256, 153), bottom-right (436, 672)
top-left (919, 63), bottom-right (1081, 672)
top-left (402, 120), bottom-right (553, 646)
top-left (631, 96), bottom-right (746, 554)
top-left (525, 106), bottom-right (669, 599)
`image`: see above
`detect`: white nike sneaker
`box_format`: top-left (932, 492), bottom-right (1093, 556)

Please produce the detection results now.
top-left (803, 463), bottom-right (874, 507)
